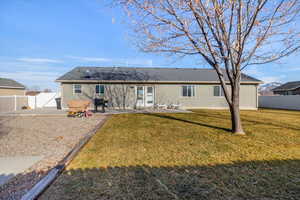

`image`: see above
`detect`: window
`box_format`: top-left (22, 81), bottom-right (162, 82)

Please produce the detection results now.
top-left (213, 86), bottom-right (224, 97)
top-left (73, 84), bottom-right (82, 94)
top-left (182, 85), bottom-right (195, 97)
top-left (146, 86), bottom-right (154, 104)
top-left (96, 85), bottom-right (105, 94)
top-left (137, 86), bottom-right (144, 100)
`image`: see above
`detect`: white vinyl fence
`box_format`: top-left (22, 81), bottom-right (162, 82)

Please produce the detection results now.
top-left (0, 92), bottom-right (61, 113)
top-left (28, 92), bottom-right (60, 109)
top-left (0, 95), bottom-right (29, 113)
top-left (259, 95), bottom-right (300, 110)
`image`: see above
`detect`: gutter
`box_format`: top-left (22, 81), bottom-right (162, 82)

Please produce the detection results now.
top-left (55, 80), bottom-right (262, 85)
top-left (0, 86), bottom-right (25, 89)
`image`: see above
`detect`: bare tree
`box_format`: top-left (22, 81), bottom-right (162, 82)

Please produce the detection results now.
top-left (43, 88), bottom-right (52, 93)
top-left (27, 85), bottom-right (41, 92)
top-left (116, 0), bottom-right (300, 134)
top-left (105, 84), bottom-right (133, 109)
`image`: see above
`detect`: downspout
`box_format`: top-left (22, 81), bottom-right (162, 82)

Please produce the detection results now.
top-left (256, 85), bottom-right (259, 109)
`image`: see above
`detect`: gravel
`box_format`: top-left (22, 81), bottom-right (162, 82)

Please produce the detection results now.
top-left (0, 115), bottom-right (105, 200)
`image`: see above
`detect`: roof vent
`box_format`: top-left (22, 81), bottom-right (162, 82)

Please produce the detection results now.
top-left (84, 69), bottom-right (92, 79)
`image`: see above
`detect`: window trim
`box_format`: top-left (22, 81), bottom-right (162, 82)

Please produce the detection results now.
top-left (95, 84), bottom-right (105, 95)
top-left (73, 84), bottom-right (82, 94)
top-left (181, 85), bottom-right (196, 97)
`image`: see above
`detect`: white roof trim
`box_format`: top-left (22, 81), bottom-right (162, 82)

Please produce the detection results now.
top-left (56, 80), bottom-right (262, 84)
top-left (0, 86), bottom-right (25, 89)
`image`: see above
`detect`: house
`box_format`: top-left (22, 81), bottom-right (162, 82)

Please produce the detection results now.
top-left (56, 67), bottom-right (261, 110)
top-left (272, 81), bottom-right (300, 95)
top-left (0, 78), bottom-right (25, 96)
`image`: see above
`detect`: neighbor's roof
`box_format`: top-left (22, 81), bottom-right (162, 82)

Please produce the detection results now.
top-left (272, 81), bottom-right (300, 91)
top-left (56, 67), bottom-right (261, 83)
top-left (0, 78), bottom-right (25, 89)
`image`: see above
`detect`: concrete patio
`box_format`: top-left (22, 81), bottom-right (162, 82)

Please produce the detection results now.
top-left (0, 156), bottom-right (43, 186)
top-left (0, 107), bottom-right (191, 117)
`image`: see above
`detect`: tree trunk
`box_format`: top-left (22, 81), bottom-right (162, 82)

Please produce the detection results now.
top-left (230, 78), bottom-right (245, 135)
top-left (229, 104), bottom-right (245, 135)
top-left (123, 95), bottom-right (126, 110)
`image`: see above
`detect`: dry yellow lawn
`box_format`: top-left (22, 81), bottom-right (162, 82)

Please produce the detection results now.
top-left (40, 109), bottom-right (300, 200)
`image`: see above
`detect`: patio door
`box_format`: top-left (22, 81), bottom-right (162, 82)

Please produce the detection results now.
top-left (136, 86), bottom-right (144, 107)
top-left (136, 86), bottom-right (154, 107)
top-left (145, 86), bottom-right (154, 107)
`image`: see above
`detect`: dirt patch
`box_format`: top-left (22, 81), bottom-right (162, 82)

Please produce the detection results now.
top-left (0, 115), bottom-right (105, 200)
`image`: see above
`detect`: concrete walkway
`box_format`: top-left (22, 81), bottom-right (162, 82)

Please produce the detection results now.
top-left (0, 156), bottom-right (43, 186)
top-left (0, 108), bottom-right (191, 117)
top-left (0, 108), bottom-right (66, 117)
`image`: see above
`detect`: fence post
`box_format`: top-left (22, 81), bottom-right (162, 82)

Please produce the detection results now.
top-left (14, 95), bottom-right (17, 111)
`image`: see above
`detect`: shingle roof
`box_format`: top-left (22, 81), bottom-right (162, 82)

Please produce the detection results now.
top-left (56, 66), bottom-right (261, 83)
top-left (0, 78), bottom-right (25, 89)
top-left (272, 81), bottom-right (300, 91)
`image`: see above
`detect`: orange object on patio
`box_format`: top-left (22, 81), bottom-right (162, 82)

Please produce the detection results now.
top-left (67, 100), bottom-right (91, 117)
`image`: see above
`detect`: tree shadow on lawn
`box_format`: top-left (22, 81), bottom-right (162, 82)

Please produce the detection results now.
top-left (144, 113), bottom-right (232, 132)
top-left (38, 159), bottom-right (300, 200)
top-left (259, 108), bottom-right (300, 117)
top-left (190, 111), bottom-right (300, 131)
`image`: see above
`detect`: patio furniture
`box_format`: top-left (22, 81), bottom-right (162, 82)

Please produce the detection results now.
top-left (67, 100), bottom-right (91, 117)
top-left (170, 103), bottom-right (181, 109)
top-left (155, 104), bottom-right (168, 109)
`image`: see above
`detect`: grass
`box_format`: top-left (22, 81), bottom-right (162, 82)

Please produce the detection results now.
top-left (40, 109), bottom-right (300, 200)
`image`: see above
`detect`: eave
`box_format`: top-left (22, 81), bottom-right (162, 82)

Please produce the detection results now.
top-left (0, 86), bottom-right (25, 89)
top-left (56, 79), bottom-right (262, 85)
top-left (273, 86), bottom-right (300, 92)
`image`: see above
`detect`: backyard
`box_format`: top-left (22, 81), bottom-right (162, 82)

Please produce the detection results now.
top-left (0, 115), bottom-right (106, 200)
top-left (40, 109), bottom-right (300, 200)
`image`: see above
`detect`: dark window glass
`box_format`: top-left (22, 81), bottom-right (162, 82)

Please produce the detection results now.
top-left (137, 86), bottom-right (144, 100)
top-left (214, 86), bottom-right (224, 96)
top-left (96, 85), bottom-right (105, 94)
top-left (147, 87), bottom-right (153, 94)
top-left (213, 86), bottom-right (220, 96)
top-left (74, 84), bottom-right (81, 94)
top-left (182, 86), bottom-right (195, 97)
top-left (182, 86), bottom-right (188, 96)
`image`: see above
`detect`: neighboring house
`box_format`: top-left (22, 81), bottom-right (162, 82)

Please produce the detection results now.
top-left (56, 67), bottom-right (261, 110)
top-left (272, 81), bottom-right (300, 95)
top-left (0, 78), bottom-right (25, 96)
top-left (258, 82), bottom-right (282, 96)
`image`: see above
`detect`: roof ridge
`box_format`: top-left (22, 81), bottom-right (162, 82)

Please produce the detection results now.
top-left (57, 66), bottom-right (261, 83)
top-left (283, 81), bottom-right (300, 84)
top-left (75, 66), bottom-right (216, 70)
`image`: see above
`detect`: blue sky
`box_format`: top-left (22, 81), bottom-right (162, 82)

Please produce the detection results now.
top-left (1, 0), bottom-right (300, 91)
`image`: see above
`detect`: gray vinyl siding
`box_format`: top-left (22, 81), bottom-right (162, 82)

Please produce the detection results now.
top-left (61, 83), bottom-right (136, 109)
top-left (155, 84), bottom-right (257, 109)
top-left (61, 83), bottom-right (258, 109)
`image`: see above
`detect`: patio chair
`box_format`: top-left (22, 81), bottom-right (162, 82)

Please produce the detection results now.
top-left (171, 103), bottom-right (181, 109)
top-left (156, 104), bottom-right (168, 109)
top-left (168, 103), bottom-right (181, 109)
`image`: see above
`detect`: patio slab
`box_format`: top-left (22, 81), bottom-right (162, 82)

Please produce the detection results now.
top-left (0, 156), bottom-right (43, 186)
top-left (0, 108), bottom-right (67, 117)
top-left (97, 109), bottom-right (192, 115)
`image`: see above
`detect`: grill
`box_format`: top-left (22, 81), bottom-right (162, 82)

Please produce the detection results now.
top-left (94, 98), bottom-right (108, 113)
